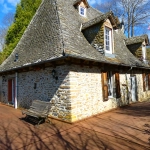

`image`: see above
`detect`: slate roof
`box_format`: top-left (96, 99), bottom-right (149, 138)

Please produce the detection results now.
top-left (82, 11), bottom-right (117, 30)
top-left (0, 0), bottom-right (149, 72)
top-left (125, 34), bottom-right (149, 45)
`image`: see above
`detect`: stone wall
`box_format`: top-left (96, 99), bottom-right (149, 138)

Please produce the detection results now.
top-left (69, 65), bottom-right (120, 122)
top-left (1, 64), bottom-right (150, 122)
top-left (69, 65), bottom-right (150, 122)
top-left (1, 65), bottom-right (73, 122)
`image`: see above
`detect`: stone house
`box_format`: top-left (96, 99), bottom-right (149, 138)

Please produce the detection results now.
top-left (0, 0), bottom-right (149, 122)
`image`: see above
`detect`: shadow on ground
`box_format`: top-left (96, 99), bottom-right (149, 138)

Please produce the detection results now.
top-left (0, 101), bottom-right (150, 150)
top-left (116, 101), bottom-right (150, 117)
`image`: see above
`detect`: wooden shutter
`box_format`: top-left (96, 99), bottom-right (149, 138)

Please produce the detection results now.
top-left (148, 74), bottom-right (150, 90)
top-left (115, 73), bottom-right (121, 98)
top-left (101, 72), bottom-right (108, 101)
top-left (8, 79), bottom-right (12, 102)
top-left (142, 73), bottom-right (146, 92)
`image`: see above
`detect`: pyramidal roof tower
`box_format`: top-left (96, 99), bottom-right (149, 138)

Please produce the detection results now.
top-left (0, 0), bottom-right (105, 72)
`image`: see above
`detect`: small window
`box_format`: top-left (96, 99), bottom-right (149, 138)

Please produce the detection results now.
top-left (79, 6), bottom-right (86, 17)
top-left (105, 27), bottom-right (113, 54)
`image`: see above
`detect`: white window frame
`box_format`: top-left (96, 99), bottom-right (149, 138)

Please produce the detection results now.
top-left (142, 44), bottom-right (146, 60)
top-left (104, 27), bottom-right (113, 54)
top-left (79, 6), bottom-right (86, 17)
top-left (107, 71), bottom-right (114, 97)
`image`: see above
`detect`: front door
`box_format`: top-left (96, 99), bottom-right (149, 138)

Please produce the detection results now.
top-left (8, 79), bottom-right (15, 104)
top-left (130, 76), bottom-right (137, 102)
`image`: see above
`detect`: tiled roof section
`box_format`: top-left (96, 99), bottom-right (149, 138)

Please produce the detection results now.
top-left (58, 0), bottom-right (146, 67)
top-left (125, 34), bottom-right (149, 45)
top-left (56, 0), bottom-right (106, 62)
top-left (0, 0), bottom-right (64, 71)
top-left (82, 12), bottom-right (117, 30)
top-left (0, 0), bottom-right (148, 72)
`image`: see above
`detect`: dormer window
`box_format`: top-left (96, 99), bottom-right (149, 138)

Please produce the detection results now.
top-left (79, 6), bottom-right (86, 17)
top-left (105, 27), bottom-right (113, 54)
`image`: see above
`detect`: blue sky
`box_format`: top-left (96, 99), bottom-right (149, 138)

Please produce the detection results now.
top-left (0, 0), bottom-right (98, 25)
top-left (0, 0), bottom-right (149, 37)
top-left (0, 0), bottom-right (20, 25)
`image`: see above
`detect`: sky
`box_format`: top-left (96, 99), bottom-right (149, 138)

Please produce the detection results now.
top-left (0, 0), bottom-right (149, 37)
top-left (0, 0), bottom-right (99, 25)
top-left (0, 0), bottom-right (20, 24)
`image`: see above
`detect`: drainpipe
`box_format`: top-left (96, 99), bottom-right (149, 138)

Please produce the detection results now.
top-left (15, 72), bottom-right (18, 109)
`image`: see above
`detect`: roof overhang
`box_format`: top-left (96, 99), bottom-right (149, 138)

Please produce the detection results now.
top-left (125, 34), bottom-right (149, 46)
top-left (81, 11), bottom-right (117, 30)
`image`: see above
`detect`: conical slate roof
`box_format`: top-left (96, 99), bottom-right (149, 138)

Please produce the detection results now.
top-left (0, 0), bottom-right (64, 71)
top-left (0, 0), bottom-right (148, 72)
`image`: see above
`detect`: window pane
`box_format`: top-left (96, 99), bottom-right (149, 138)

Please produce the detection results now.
top-left (105, 27), bottom-right (112, 52)
top-left (80, 7), bottom-right (85, 15)
top-left (107, 72), bottom-right (113, 96)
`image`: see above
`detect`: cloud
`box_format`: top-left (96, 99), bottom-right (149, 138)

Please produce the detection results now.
top-left (7, 0), bottom-right (20, 6)
top-left (2, 3), bottom-right (12, 14)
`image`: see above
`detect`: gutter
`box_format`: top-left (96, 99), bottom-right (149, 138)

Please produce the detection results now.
top-left (0, 56), bottom-right (67, 74)
top-left (0, 54), bottom-right (150, 74)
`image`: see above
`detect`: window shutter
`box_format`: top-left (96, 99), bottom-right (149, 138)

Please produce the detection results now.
top-left (142, 73), bottom-right (146, 92)
top-left (148, 74), bottom-right (150, 90)
top-left (115, 73), bottom-right (121, 98)
top-left (101, 72), bottom-right (108, 101)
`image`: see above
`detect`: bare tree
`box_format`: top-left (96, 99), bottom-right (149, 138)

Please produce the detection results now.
top-left (97, 0), bottom-right (150, 37)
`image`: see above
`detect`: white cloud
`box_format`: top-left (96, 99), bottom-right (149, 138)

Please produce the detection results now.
top-left (2, 3), bottom-right (12, 14)
top-left (7, 0), bottom-right (20, 6)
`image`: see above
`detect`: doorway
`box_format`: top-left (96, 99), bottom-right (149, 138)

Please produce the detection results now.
top-left (8, 79), bottom-right (15, 105)
top-left (130, 75), bottom-right (137, 102)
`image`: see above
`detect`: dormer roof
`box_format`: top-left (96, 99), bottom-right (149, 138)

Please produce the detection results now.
top-left (125, 34), bottom-right (149, 46)
top-left (73, 0), bottom-right (89, 8)
top-left (82, 11), bottom-right (117, 30)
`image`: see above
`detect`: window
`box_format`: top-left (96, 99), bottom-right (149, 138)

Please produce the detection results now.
top-left (105, 27), bottom-right (113, 54)
top-left (79, 6), bottom-right (86, 17)
top-left (107, 72), bottom-right (114, 97)
top-left (142, 73), bottom-right (150, 91)
top-left (101, 72), bottom-right (121, 101)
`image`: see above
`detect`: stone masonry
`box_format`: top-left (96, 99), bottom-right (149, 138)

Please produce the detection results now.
top-left (1, 64), bottom-right (150, 122)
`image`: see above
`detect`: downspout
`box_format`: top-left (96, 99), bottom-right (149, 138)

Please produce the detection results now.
top-left (15, 72), bottom-right (18, 109)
